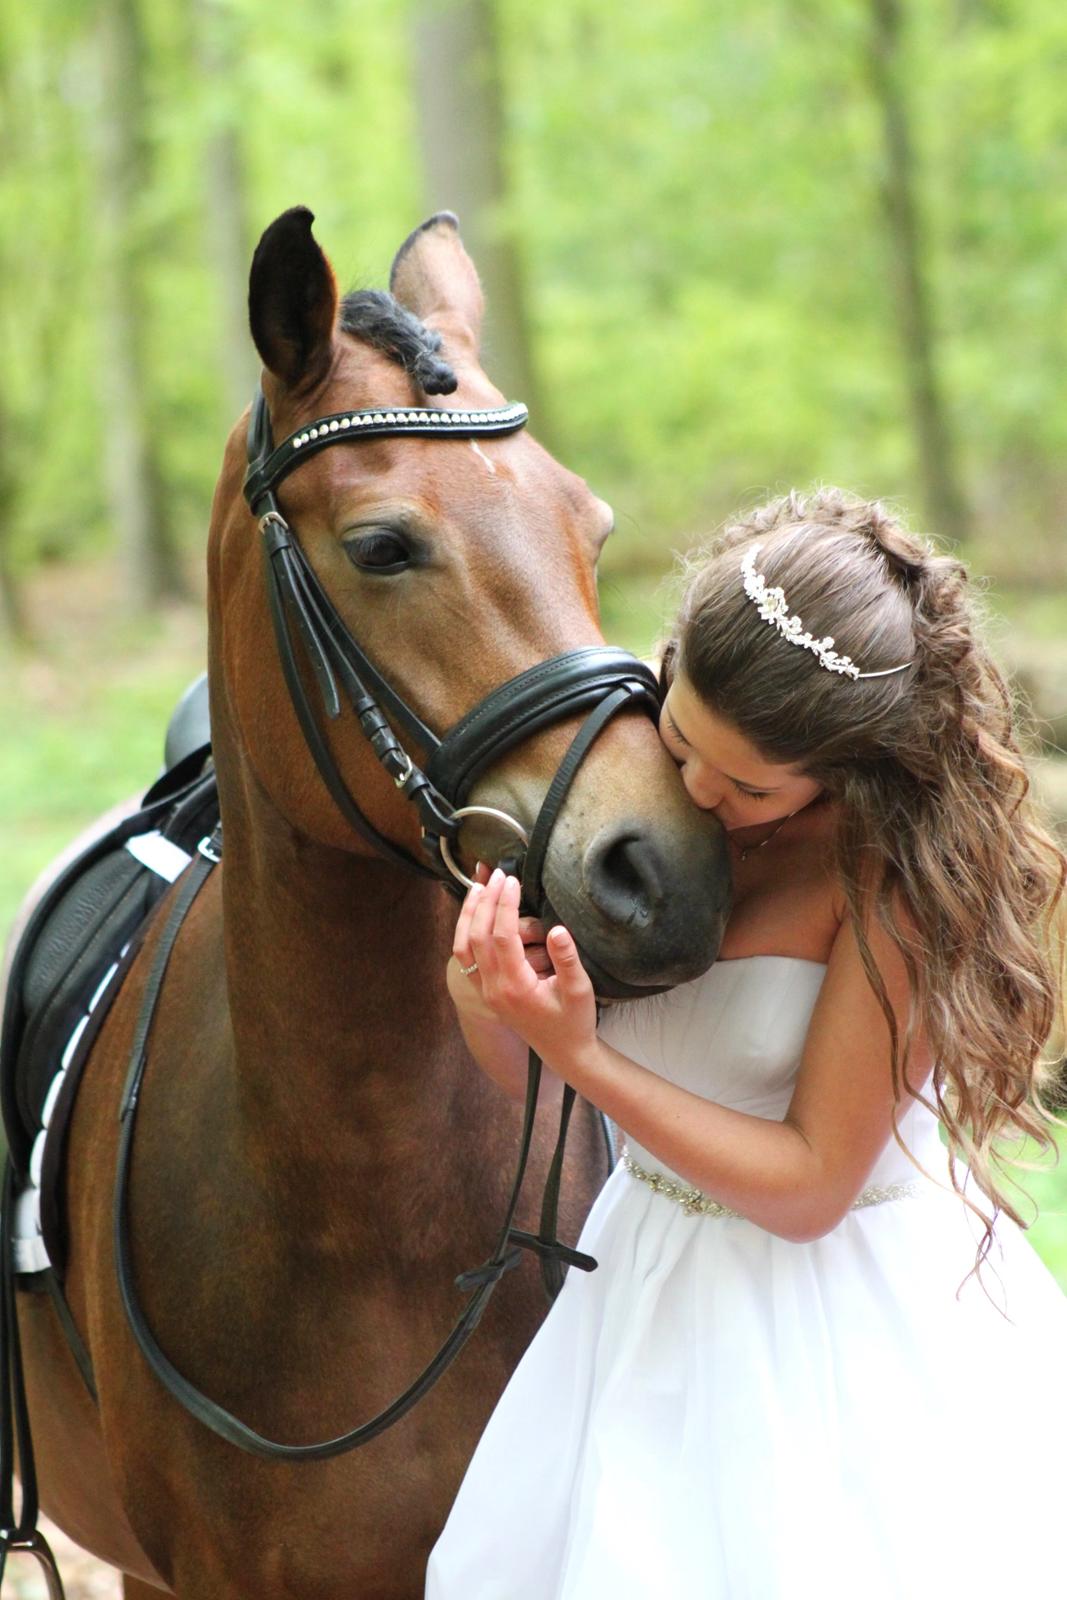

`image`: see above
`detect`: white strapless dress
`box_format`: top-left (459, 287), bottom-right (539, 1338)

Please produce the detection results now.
top-left (425, 957), bottom-right (1067, 1599)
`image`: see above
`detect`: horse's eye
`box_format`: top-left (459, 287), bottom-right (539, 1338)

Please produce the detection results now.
top-left (343, 530), bottom-right (412, 574)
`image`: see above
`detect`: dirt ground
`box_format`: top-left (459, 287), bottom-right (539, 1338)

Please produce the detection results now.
top-left (5, 1518), bottom-right (121, 1598)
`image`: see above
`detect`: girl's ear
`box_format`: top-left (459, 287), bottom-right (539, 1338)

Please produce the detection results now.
top-left (389, 212), bottom-right (484, 365)
top-left (249, 206), bottom-right (338, 390)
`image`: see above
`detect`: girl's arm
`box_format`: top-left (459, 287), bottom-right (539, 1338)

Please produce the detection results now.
top-left (467, 871), bottom-right (930, 1243)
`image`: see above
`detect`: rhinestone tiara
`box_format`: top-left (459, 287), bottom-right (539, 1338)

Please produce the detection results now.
top-left (740, 545), bottom-right (913, 681)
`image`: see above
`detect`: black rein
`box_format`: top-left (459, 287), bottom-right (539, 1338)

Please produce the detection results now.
top-left (110, 388), bottom-right (660, 1460)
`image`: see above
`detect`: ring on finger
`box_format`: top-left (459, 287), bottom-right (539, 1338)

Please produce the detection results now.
top-left (459, 960), bottom-right (479, 977)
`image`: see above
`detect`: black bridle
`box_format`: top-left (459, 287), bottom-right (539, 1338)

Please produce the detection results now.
top-left (110, 387), bottom-right (666, 1461)
top-left (243, 388), bottom-right (662, 914)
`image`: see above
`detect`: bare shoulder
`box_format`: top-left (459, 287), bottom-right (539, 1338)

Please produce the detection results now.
top-left (793, 897), bottom-right (932, 1111)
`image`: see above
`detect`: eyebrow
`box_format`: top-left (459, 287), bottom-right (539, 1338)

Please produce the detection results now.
top-left (666, 710), bottom-right (782, 794)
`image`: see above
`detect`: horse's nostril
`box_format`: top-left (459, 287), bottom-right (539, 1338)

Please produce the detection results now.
top-left (584, 830), bottom-right (664, 929)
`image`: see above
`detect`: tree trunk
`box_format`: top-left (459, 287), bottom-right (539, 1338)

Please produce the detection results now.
top-left (409, 0), bottom-right (548, 434)
top-left (866, 0), bottom-right (970, 545)
top-left (189, 0), bottom-right (259, 426)
top-left (93, 0), bottom-right (184, 609)
top-left (0, 24), bottom-right (26, 646)
top-left (0, 405), bottom-right (26, 648)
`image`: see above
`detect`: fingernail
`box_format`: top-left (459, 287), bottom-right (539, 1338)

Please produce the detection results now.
top-left (489, 867), bottom-right (504, 885)
top-left (468, 882), bottom-right (483, 897)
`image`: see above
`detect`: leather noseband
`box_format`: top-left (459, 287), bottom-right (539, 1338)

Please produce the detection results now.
top-left (243, 389), bottom-right (662, 916)
top-left (100, 387), bottom-right (665, 1463)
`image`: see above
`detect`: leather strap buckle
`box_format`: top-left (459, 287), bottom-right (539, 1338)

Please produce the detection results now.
top-left (391, 750), bottom-right (415, 789)
top-left (197, 829), bottom-right (222, 864)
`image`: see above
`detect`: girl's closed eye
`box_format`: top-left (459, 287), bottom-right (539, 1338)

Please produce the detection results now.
top-left (659, 679), bottom-right (821, 828)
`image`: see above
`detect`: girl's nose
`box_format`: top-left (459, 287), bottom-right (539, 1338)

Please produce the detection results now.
top-left (681, 762), bottom-right (723, 812)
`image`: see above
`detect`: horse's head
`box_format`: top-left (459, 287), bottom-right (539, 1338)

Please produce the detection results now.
top-left (208, 207), bottom-right (729, 993)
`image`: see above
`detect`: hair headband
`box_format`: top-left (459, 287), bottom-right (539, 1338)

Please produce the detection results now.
top-left (740, 545), bottom-right (913, 681)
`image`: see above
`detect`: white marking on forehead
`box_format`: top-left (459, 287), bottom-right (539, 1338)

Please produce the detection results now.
top-left (469, 440), bottom-right (497, 475)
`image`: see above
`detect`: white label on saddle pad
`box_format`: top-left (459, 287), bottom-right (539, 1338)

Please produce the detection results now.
top-left (12, 1186), bottom-right (49, 1275)
top-left (11, 941), bottom-right (136, 1279)
top-left (126, 831), bottom-right (192, 883)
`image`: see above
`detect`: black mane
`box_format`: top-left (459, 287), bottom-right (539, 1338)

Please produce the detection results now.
top-left (339, 290), bottom-right (458, 396)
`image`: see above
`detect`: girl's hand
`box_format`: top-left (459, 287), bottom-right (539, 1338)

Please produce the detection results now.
top-left (448, 867), bottom-right (550, 1024)
top-left (460, 869), bottom-right (598, 1076)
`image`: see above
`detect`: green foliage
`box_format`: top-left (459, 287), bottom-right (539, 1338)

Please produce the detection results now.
top-left (498, 0), bottom-right (1067, 560)
top-left (0, 595), bottom-right (206, 924)
top-left (0, 0), bottom-right (1063, 588)
top-left (993, 1138), bottom-right (1067, 1289)
top-left (5, 563), bottom-right (1067, 1290)
top-left (1, 0), bottom-right (1065, 1337)
top-left (1, 0), bottom-right (1065, 1206)
top-left (0, 5), bottom-right (102, 564)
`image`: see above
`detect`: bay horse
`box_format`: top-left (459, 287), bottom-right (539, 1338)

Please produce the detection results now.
top-left (10, 208), bottom-right (728, 1598)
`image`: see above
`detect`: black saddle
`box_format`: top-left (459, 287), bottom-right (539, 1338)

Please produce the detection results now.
top-left (164, 672), bottom-right (211, 771)
top-left (0, 675), bottom-right (216, 1277)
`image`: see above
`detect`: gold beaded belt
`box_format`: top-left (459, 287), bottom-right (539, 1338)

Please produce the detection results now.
top-left (622, 1149), bottom-right (924, 1219)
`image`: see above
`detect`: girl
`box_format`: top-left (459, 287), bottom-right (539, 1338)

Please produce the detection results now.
top-left (424, 489), bottom-right (1067, 1600)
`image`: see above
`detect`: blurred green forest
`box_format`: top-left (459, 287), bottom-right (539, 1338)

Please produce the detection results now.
top-left (2, 0), bottom-right (1067, 1278)
top-left (2, 0), bottom-right (1066, 597)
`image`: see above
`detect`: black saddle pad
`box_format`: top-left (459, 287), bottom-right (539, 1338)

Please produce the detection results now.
top-left (1, 744), bottom-right (218, 1181)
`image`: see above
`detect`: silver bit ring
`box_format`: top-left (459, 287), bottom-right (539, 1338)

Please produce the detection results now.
top-left (437, 807), bottom-right (530, 891)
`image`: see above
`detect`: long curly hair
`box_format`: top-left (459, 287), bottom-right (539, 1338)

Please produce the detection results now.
top-left (663, 488), bottom-right (1066, 1272)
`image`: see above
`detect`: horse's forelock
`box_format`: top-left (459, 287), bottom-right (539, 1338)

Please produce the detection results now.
top-left (338, 289), bottom-right (458, 396)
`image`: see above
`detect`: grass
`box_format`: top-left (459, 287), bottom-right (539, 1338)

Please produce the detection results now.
top-left (1, 560), bottom-right (208, 923)
top-left (3, 551), bottom-right (1067, 1289)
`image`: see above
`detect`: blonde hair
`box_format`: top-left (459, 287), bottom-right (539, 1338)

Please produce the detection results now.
top-left (665, 488), bottom-right (1066, 1274)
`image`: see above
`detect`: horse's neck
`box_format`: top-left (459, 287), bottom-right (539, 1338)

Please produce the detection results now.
top-left (218, 799), bottom-right (464, 1176)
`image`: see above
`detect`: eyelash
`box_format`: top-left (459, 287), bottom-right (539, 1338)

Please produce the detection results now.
top-left (666, 720), bottom-right (770, 801)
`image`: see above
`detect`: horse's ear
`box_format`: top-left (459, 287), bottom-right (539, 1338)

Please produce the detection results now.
top-left (389, 213), bottom-right (484, 358)
top-left (249, 206), bottom-right (338, 390)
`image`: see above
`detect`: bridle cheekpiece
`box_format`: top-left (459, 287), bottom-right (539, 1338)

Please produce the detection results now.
top-left (242, 387), bottom-right (663, 934)
top-left (107, 383), bottom-right (672, 1469)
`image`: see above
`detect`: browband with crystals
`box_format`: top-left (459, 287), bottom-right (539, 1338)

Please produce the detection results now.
top-left (243, 401), bottom-right (529, 514)
top-left (740, 544), bottom-right (913, 681)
